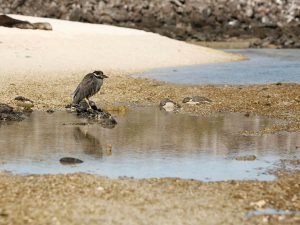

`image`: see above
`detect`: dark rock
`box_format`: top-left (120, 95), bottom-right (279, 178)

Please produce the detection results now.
top-left (68, 100), bottom-right (117, 129)
top-left (14, 96), bottom-right (34, 103)
top-left (46, 109), bottom-right (55, 114)
top-left (0, 14), bottom-right (32, 28)
top-left (182, 96), bottom-right (212, 104)
top-left (0, 103), bottom-right (25, 122)
top-left (59, 157), bottom-right (83, 165)
top-left (0, 14), bottom-right (52, 31)
top-left (0, 103), bottom-right (13, 114)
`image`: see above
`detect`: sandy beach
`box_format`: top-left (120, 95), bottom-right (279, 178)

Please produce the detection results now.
top-left (0, 15), bottom-right (300, 225)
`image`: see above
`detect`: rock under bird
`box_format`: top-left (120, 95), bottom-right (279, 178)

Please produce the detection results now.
top-left (72, 71), bottom-right (108, 107)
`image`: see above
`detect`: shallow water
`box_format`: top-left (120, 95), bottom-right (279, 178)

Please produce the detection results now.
top-left (134, 49), bottom-right (300, 85)
top-left (0, 108), bottom-right (299, 181)
top-left (246, 208), bottom-right (300, 217)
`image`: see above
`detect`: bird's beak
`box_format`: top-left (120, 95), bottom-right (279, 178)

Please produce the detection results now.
top-left (103, 74), bottom-right (108, 78)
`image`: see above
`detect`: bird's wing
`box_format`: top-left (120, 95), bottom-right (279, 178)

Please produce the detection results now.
top-left (72, 73), bottom-right (95, 104)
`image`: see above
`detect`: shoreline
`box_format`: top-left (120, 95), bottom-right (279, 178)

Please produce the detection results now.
top-left (0, 15), bottom-right (299, 225)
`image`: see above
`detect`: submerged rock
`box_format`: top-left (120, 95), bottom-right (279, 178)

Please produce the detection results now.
top-left (66, 100), bottom-right (117, 129)
top-left (182, 96), bottom-right (212, 105)
top-left (159, 98), bottom-right (181, 112)
top-left (235, 155), bottom-right (257, 161)
top-left (59, 157), bottom-right (83, 165)
top-left (0, 103), bottom-right (26, 122)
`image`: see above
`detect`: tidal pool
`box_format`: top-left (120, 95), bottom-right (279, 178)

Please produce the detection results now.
top-left (133, 49), bottom-right (300, 85)
top-left (0, 107), bottom-right (299, 181)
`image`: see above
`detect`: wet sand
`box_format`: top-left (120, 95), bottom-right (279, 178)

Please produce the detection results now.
top-left (0, 16), bottom-right (299, 225)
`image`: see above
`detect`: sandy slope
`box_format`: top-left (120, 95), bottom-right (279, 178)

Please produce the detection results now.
top-left (0, 15), bottom-right (243, 76)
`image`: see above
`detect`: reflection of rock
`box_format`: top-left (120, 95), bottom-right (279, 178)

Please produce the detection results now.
top-left (235, 155), bottom-right (257, 161)
top-left (103, 144), bottom-right (112, 156)
top-left (59, 157), bottom-right (83, 165)
top-left (0, 15), bottom-right (52, 30)
top-left (46, 109), bottom-right (55, 114)
top-left (159, 98), bottom-right (181, 112)
top-left (66, 100), bottom-right (117, 129)
top-left (182, 96), bottom-right (212, 105)
top-left (0, 103), bottom-right (25, 122)
top-left (14, 96), bottom-right (34, 112)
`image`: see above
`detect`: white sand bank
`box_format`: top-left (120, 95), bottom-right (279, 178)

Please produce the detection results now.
top-left (0, 15), bottom-right (244, 76)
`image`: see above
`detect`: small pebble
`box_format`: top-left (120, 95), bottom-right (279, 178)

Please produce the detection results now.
top-left (235, 155), bottom-right (257, 161)
top-left (59, 157), bottom-right (83, 165)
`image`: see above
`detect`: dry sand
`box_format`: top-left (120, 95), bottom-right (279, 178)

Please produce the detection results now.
top-left (0, 14), bottom-right (243, 76)
top-left (0, 15), bottom-right (300, 225)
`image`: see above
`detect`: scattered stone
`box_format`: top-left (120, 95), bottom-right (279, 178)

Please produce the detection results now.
top-left (159, 98), bottom-right (181, 112)
top-left (62, 122), bottom-right (89, 126)
top-left (32, 22), bottom-right (52, 30)
top-left (46, 109), bottom-right (55, 114)
top-left (182, 96), bottom-right (212, 105)
top-left (235, 155), bottom-right (257, 161)
top-left (0, 103), bottom-right (25, 122)
top-left (250, 200), bottom-right (266, 209)
top-left (59, 157), bottom-right (83, 165)
top-left (14, 96), bottom-right (34, 112)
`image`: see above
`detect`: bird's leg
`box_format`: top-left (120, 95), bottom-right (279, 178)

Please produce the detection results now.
top-left (85, 98), bottom-right (92, 109)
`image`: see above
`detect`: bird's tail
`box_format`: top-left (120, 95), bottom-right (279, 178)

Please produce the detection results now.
top-left (72, 87), bottom-right (80, 105)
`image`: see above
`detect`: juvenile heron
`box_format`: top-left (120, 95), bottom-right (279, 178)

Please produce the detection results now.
top-left (73, 71), bottom-right (108, 107)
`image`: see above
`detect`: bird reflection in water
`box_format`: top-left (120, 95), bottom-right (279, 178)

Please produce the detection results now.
top-left (73, 127), bottom-right (112, 158)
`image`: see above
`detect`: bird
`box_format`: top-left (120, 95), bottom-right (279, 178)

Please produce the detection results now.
top-left (72, 71), bottom-right (108, 107)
